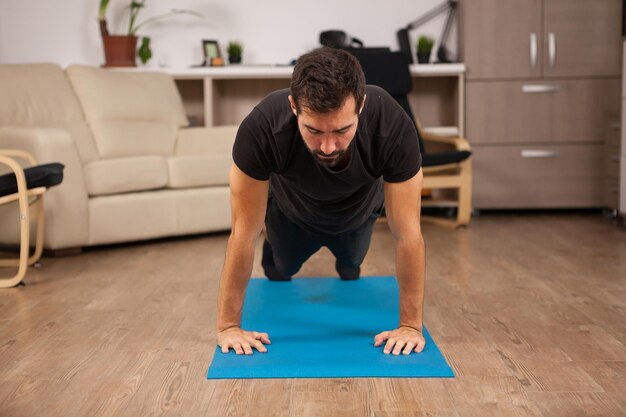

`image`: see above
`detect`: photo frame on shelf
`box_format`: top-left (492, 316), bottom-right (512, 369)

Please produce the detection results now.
top-left (202, 39), bottom-right (223, 66)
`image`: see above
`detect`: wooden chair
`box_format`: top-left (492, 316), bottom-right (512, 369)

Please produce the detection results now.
top-left (0, 150), bottom-right (64, 288)
top-left (349, 49), bottom-right (472, 228)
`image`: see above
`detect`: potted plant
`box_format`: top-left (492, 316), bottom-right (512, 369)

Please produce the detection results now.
top-left (416, 35), bottom-right (435, 64)
top-left (98, 0), bottom-right (137, 67)
top-left (227, 41), bottom-right (244, 65)
top-left (98, 0), bottom-right (201, 67)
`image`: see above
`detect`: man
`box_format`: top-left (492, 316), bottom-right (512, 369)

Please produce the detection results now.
top-left (216, 47), bottom-right (425, 356)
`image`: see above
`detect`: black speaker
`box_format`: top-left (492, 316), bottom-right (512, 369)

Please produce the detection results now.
top-left (319, 30), bottom-right (364, 49)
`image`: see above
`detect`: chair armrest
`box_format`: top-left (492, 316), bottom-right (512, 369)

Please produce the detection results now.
top-left (175, 125), bottom-right (239, 156)
top-left (421, 131), bottom-right (472, 152)
top-left (0, 126), bottom-right (89, 249)
top-left (0, 153), bottom-right (30, 203)
top-left (0, 153), bottom-right (49, 206)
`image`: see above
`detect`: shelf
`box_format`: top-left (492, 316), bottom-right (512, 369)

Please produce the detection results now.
top-left (422, 126), bottom-right (461, 137)
top-left (117, 63), bottom-right (466, 79)
top-left (409, 63), bottom-right (466, 76)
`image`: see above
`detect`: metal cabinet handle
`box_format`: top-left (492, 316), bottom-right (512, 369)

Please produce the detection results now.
top-left (521, 150), bottom-right (560, 158)
top-left (530, 33), bottom-right (538, 70)
top-left (522, 84), bottom-right (560, 93)
top-left (548, 32), bottom-right (556, 69)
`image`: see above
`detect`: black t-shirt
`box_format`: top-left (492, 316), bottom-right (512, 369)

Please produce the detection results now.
top-left (232, 85), bottom-right (422, 235)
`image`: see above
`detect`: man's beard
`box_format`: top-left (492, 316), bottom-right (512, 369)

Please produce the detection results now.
top-left (308, 148), bottom-right (349, 168)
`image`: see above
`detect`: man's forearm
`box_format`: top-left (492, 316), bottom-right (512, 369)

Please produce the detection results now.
top-left (395, 236), bottom-right (425, 331)
top-left (216, 233), bottom-right (257, 332)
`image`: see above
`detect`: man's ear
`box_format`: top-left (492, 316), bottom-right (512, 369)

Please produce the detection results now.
top-left (288, 95), bottom-right (298, 117)
top-left (359, 94), bottom-right (367, 115)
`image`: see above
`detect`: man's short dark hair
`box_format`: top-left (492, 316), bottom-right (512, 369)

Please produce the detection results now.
top-left (290, 47), bottom-right (366, 114)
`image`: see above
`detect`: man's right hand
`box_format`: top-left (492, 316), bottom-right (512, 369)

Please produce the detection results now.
top-left (217, 327), bottom-right (271, 355)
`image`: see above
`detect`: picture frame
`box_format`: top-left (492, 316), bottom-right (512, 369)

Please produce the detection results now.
top-left (202, 39), bottom-right (222, 66)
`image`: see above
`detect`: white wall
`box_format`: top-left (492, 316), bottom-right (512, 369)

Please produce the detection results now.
top-left (0, 0), bottom-right (457, 68)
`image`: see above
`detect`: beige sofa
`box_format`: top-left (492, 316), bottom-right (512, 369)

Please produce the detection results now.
top-left (0, 64), bottom-right (235, 250)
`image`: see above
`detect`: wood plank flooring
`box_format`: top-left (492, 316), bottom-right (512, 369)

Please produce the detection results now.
top-left (0, 212), bottom-right (624, 416)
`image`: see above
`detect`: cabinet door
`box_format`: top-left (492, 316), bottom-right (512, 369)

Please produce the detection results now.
top-left (466, 79), bottom-right (620, 144)
top-left (460, 0), bottom-right (543, 80)
top-left (543, 0), bottom-right (622, 78)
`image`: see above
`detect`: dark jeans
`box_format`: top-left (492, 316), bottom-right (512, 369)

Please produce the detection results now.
top-left (262, 197), bottom-right (379, 281)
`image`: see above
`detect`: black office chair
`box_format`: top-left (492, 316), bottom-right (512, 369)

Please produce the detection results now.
top-left (349, 49), bottom-right (472, 227)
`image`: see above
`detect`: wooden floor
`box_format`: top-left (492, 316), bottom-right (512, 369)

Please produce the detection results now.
top-left (0, 212), bottom-right (625, 417)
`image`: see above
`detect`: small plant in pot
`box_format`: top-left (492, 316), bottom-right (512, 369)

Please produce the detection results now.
top-left (227, 41), bottom-right (244, 64)
top-left (98, 0), bottom-right (201, 67)
top-left (416, 35), bottom-right (434, 64)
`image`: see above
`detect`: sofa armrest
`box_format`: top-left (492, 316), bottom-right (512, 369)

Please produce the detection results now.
top-left (175, 125), bottom-right (238, 156)
top-left (0, 149), bottom-right (38, 167)
top-left (0, 127), bottom-right (87, 190)
top-left (0, 126), bottom-right (89, 249)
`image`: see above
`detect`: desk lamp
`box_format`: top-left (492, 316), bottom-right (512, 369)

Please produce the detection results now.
top-left (397, 0), bottom-right (458, 63)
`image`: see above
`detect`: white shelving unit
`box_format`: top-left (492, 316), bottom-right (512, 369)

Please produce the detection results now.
top-left (124, 63), bottom-right (466, 137)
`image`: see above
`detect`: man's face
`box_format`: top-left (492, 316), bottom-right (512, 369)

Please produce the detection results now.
top-left (289, 94), bottom-right (365, 168)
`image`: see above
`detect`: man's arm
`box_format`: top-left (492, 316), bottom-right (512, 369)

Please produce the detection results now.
top-left (216, 163), bottom-right (270, 354)
top-left (374, 169), bottom-right (426, 355)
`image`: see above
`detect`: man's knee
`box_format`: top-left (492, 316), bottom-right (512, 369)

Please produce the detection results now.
top-left (262, 239), bottom-right (308, 281)
top-left (335, 260), bottom-right (361, 281)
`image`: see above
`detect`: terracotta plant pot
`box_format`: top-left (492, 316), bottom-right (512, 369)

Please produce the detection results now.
top-left (102, 35), bottom-right (138, 67)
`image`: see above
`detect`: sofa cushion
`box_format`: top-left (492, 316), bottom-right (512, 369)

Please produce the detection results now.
top-left (66, 65), bottom-right (188, 159)
top-left (89, 121), bottom-right (178, 159)
top-left (175, 126), bottom-right (238, 155)
top-left (167, 155), bottom-right (230, 189)
top-left (88, 187), bottom-right (231, 246)
top-left (0, 64), bottom-right (99, 163)
top-left (84, 156), bottom-right (168, 196)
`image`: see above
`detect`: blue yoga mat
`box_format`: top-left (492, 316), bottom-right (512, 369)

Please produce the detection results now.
top-left (207, 276), bottom-right (454, 379)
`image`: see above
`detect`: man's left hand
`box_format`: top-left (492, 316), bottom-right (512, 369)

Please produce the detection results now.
top-left (374, 326), bottom-right (426, 355)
